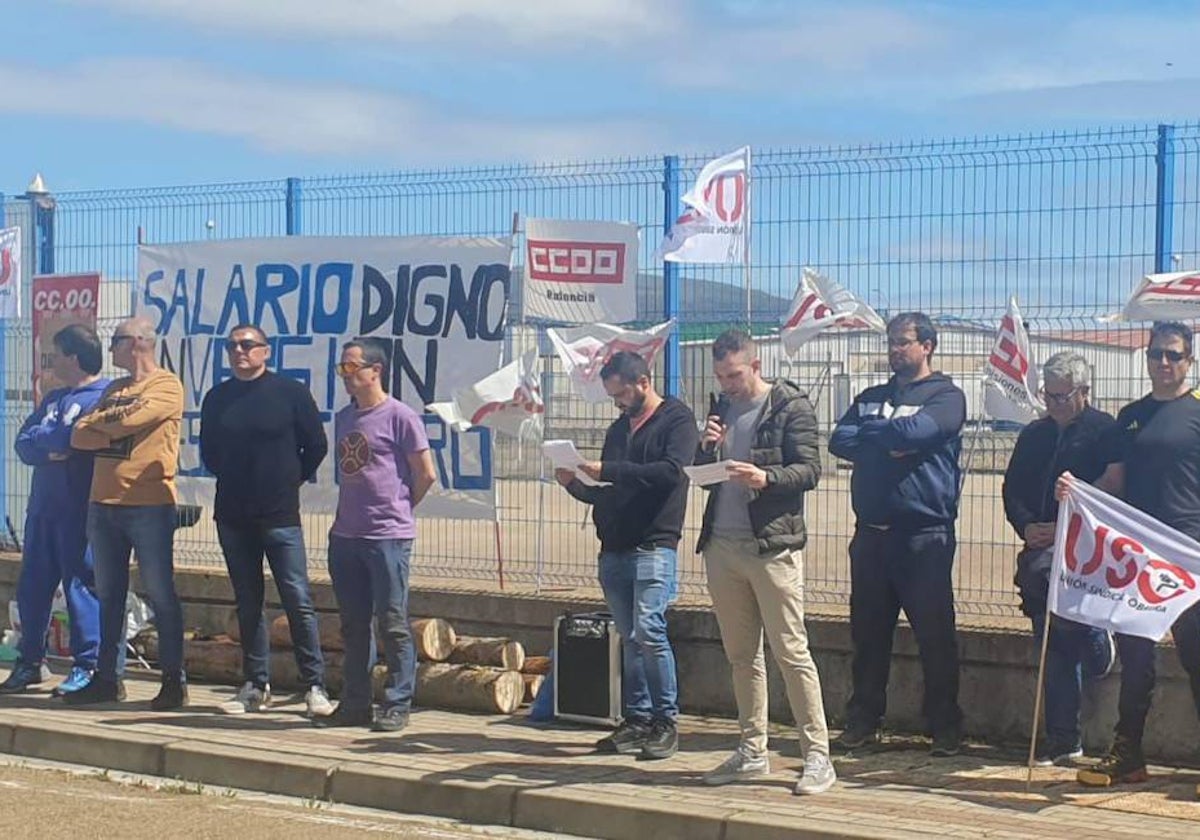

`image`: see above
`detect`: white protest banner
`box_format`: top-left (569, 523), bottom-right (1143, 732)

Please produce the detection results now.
top-left (1050, 480), bottom-right (1200, 640)
top-left (138, 236), bottom-right (513, 520)
top-left (656, 147), bottom-right (748, 264)
top-left (1104, 270), bottom-right (1200, 322)
top-left (0, 227), bottom-right (23, 318)
top-left (546, 319), bottom-right (674, 403)
top-left (523, 218), bottom-right (639, 324)
top-left (780, 268), bottom-right (885, 355)
top-left (982, 296), bottom-right (1042, 424)
top-left (427, 349), bottom-right (543, 440)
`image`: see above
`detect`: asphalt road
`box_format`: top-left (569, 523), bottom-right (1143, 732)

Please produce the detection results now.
top-left (0, 758), bottom-right (575, 840)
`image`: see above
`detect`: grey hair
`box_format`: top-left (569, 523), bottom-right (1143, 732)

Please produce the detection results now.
top-left (1042, 351), bottom-right (1091, 389)
top-left (118, 316), bottom-right (158, 343)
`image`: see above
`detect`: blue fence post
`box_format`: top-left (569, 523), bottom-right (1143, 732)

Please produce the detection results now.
top-left (1155, 123), bottom-right (1176, 274)
top-left (286, 177), bottom-right (303, 236)
top-left (662, 156), bottom-right (680, 398)
top-left (0, 191), bottom-right (6, 537)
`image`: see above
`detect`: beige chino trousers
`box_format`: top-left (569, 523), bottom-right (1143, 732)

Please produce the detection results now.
top-left (704, 533), bottom-right (830, 758)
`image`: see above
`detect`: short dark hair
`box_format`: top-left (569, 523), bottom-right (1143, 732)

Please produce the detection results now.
top-left (600, 350), bottom-right (650, 385)
top-left (888, 311), bottom-right (938, 353)
top-left (53, 324), bottom-right (102, 374)
top-left (228, 324), bottom-right (268, 343)
top-left (343, 338), bottom-right (389, 369)
top-left (712, 329), bottom-right (757, 361)
top-left (1149, 321), bottom-right (1193, 357)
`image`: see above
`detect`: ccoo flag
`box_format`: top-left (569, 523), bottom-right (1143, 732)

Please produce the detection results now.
top-left (1050, 479), bottom-right (1200, 641)
top-left (982, 296), bottom-right (1042, 424)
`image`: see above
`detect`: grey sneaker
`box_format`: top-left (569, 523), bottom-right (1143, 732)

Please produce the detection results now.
top-left (218, 681), bottom-right (270, 715)
top-left (794, 752), bottom-right (837, 796)
top-left (703, 748), bottom-right (770, 786)
top-left (305, 685), bottom-right (335, 718)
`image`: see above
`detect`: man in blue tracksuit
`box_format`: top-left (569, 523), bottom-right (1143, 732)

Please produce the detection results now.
top-left (0, 325), bottom-right (109, 696)
top-left (828, 312), bottom-right (966, 757)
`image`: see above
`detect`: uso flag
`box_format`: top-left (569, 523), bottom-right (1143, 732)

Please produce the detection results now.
top-left (779, 268), bottom-right (885, 355)
top-left (426, 349), bottom-right (544, 441)
top-left (656, 147), bottom-right (749, 265)
top-left (1050, 479), bottom-right (1200, 641)
top-left (982, 296), bottom-right (1042, 425)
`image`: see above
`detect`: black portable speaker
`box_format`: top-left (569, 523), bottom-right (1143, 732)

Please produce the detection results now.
top-left (553, 611), bottom-right (622, 726)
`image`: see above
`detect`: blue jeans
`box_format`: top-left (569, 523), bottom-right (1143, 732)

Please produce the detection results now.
top-left (597, 546), bottom-right (679, 722)
top-left (88, 503), bottom-right (184, 681)
top-left (328, 535), bottom-right (415, 713)
top-left (218, 522), bottom-right (325, 689)
top-left (1032, 612), bottom-right (1112, 748)
top-left (16, 511), bottom-right (100, 669)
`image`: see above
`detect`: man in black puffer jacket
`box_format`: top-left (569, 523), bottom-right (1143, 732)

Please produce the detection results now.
top-left (829, 312), bottom-right (966, 757)
top-left (555, 351), bottom-right (697, 762)
top-left (693, 329), bottom-right (835, 796)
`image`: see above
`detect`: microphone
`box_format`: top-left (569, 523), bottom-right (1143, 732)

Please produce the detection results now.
top-left (706, 392), bottom-right (730, 456)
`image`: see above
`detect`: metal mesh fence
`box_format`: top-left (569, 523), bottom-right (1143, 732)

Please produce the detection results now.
top-left (3, 123), bottom-right (1199, 618)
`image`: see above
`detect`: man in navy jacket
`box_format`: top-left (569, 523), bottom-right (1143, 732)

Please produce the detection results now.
top-left (828, 312), bottom-right (966, 756)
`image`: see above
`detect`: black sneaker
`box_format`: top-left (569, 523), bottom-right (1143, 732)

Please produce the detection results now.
top-left (930, 728), bottom-right (961, 758)
top-left (1077, 736), bottom-right (1148, 786)
top-left (313, 703), bottom-right (373, 729)
top-left (833, 724), bottom-right (880, 752)
top-left (150, 676), bottom-right (189, 711)
top-left (595, 719), bottom-right (651, 755)
top-left (62, 677), bottom-right (126, 706)
top-left (371, 706), bottom-right (410, 733)
top-left (639, 718), bottom-right (678, 761)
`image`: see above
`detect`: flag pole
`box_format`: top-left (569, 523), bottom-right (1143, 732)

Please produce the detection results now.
top-left (743, 146), bottom-right (753, 329)
top-left (1026, 610), bottom-right (1054, 789)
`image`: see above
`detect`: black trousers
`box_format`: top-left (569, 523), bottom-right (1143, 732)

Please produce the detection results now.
top-left (1114, 601), bottom-right (1200, 745)
top-left (846, 525), bottom-right (963, 735)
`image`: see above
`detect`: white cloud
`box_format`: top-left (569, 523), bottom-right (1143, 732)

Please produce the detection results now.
top-left (65, 0), bottom-right (675, 46)
top-left (0, 58), bottom-right (666, 161)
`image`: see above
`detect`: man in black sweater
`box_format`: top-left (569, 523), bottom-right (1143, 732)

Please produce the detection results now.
top-left (199, 325), bottom-right (331, 718)
top-left (555, 351), bottom-right (697, 761)
top-left (1002, 351), bottom-right (1115, 767)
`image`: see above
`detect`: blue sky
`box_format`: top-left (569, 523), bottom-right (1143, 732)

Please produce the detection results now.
top-left (4, 1), bottom-right (1200, 194)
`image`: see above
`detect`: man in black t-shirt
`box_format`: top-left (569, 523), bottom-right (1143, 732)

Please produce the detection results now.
top-left (199, 325), bottom-right (332, 719)
top-left (1062, 321), bottom-right (1200, 788)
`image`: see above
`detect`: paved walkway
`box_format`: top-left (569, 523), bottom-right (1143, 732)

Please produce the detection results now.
top-left (0, 668), bottom-right (1198, 839)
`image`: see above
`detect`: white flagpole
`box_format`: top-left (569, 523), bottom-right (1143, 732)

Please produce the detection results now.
top-left (1026, 611), bottom-right (1054, 789)
top-left (743, 146), bottom-right (753, 328)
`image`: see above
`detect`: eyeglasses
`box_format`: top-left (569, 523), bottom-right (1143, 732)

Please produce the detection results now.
top-left (335, 361), bottom-right (376, 377)
top-left (1040, 386), bottom-right (1081, 405)
top-left (109, 334), bottom-right (136, 350)
top-left (1146, 348), bottom-right (1189, 363)
top-left (225, 339), bottom-right (268, 353)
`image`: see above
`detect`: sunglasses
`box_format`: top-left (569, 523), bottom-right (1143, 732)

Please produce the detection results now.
top-left (335, 361), bottom-right (377, 377)
top-left (109, 334), bottom-right (136, 350)
top-left (1146, 348), bottom-right (1189, 363)
top-left (225, 338), bottom-right (268, 353)
top-left (1040, 386), bottom-right (1081, 405)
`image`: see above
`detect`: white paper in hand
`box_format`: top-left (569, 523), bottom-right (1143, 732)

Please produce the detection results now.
top-left (684, 461), bottom-right (735, 486)
top-left (542, 439), bottom-right (610, 486)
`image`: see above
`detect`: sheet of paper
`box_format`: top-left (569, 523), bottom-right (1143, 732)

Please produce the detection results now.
top-left (542, 439), bottom-right (610, 487)
top-left (684, 460), bottom-right (735, 486)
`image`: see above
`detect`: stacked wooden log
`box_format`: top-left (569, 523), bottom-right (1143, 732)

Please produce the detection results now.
top-left (166, 612), bottom-right (546, 715)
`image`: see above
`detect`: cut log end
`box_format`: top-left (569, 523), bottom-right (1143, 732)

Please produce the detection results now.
top-left (412, 618), bottom-right (457, 662)
top-left (448, 636), bottom-right (525, 672)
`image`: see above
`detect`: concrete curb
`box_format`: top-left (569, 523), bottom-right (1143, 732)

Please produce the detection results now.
top-left (0, 713), bottom-right (875, 840)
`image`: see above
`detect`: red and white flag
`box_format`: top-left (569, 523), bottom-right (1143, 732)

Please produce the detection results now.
top-left (523, 218), bottom-right (639, 324)
top-left (983, 296), bottom-right (1042, 424)
top-left (1051, 480), bottom-right (1200, 640)
top-left (0, 226), bottom-right (23, 319)
top-left (426, 349), bottom-right (544, 440)
top-left (655, 147), bottom-right (748, 264)
top-left (1104, 269), bottom-right (1200, 321)
top-left (779, 268), bottom-right (885, 355)
top-left (546, 319), bottom-right (674, 403)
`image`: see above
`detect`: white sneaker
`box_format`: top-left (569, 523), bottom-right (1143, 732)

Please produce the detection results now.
top-left (218, 682), bottom-right (270, 715)
top-left (305, 685), bottom-right (335, 718)
top-left (703, 748), bottom-right (770, 786)
top-left (794, 752), bottom-right (837, 796)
